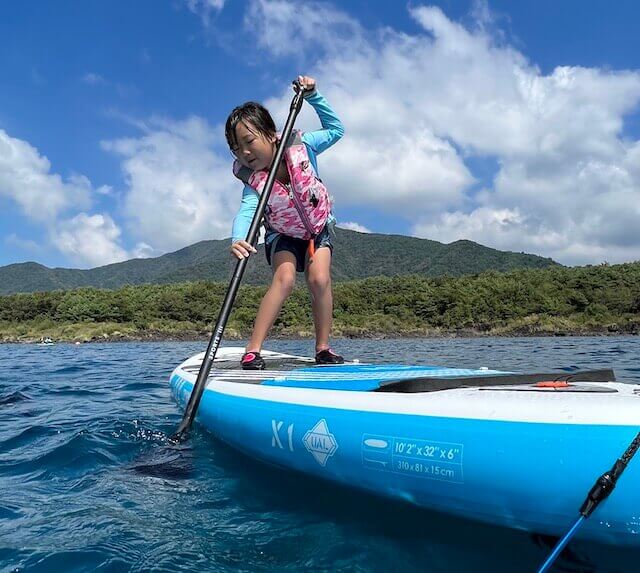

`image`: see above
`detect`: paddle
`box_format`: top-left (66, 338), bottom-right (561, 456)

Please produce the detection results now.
top-left (171, 81), bottom-right (307, 442)
top-left (536, 430), bottom-right (640, 572)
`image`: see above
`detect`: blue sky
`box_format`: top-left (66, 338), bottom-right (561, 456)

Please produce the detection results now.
top-left (1, 0), bottom-right (639, 269)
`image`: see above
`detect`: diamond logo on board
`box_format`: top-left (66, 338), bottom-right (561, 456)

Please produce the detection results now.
top-left (303, 419), bottom-right (338, 466)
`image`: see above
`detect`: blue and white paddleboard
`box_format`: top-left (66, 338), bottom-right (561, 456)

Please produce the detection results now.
top-left (170, 347), bottom-right (640, 546)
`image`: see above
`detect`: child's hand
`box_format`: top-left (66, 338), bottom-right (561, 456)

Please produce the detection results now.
top-left (230, 240), bottom-right (257, 259)
top-left (294, 75), bottom-right (316, 93)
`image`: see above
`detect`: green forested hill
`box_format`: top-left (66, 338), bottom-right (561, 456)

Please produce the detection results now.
top-left (0, 227), bottom-right (557, 295)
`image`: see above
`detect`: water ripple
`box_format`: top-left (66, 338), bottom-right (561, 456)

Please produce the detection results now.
top-left (0, 390), bottom-right (31, 405)
top-left (1, 338), bottom-right (639, 573)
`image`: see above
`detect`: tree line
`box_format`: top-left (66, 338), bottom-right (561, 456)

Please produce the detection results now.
top-left (1, 262), bottom-right (639, 341)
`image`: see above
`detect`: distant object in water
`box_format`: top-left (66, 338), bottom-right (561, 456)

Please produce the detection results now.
top-left (39, 337), bottom-right (54, 345)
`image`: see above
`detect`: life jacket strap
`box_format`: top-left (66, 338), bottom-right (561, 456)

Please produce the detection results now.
top-left (307, 238), bottom-right (315, 260)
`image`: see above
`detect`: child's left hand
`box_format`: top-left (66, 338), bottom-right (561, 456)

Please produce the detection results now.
top-left (294, 75), bottom-right (316, 93)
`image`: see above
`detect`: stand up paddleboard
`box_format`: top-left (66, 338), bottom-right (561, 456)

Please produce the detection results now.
top-left (169, 347), bottom-right (640, 546)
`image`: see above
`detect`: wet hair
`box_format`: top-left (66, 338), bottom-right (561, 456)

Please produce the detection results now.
top-left (225, 102), bottom-right (277, 152)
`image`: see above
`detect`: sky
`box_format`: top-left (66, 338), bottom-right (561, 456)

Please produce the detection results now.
top-left (1, 0), bottom-right (639, 269)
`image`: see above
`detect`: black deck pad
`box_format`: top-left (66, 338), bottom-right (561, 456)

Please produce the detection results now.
top-left (375, 369), bottom-right (616, 393)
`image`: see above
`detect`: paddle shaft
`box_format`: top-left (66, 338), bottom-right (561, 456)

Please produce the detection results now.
top-left (173, 85), bottom-right (306, 440)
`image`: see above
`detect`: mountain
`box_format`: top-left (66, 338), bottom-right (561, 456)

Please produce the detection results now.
top-left (0, 228), bottom-right (559, 295)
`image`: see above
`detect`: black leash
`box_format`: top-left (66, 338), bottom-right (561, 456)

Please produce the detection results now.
top-left (537, 431), bottom-right (640, 572)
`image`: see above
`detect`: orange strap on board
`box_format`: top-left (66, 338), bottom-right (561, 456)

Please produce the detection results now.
top-left (534, 380), bottom-right (570, 388)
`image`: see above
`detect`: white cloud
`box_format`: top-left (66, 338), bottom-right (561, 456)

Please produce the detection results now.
top-left (264, 54), bottom-right (475, 218)
top-left (5, 234), bottom-right (42, 253)
top-left (51, 213), bottom-right (128, 267)
top-left (82, 72), bottom-right (107, 86)
top-left (0, 129), bottom-right (134, 267)
top-left (185, 0), bottom-right (226, 25)
top-left (339, 222), bottom-right (370, 233)
top-left (250, 1), bottom-right (640, 265)
top-left (9, 1), bottom-right (638, 268)
top-left (130, 242), bottom-right (155, 259)
top-left (412, 207), bottom-right (563, 252)
top-left (102, 116), bottom-right (239, 252)
top-left (244, 0), bottom-right (363, 59)
top-left (96, 184), bottom-right (114, 196)
top-left (0, 129), bottom-right (91, 221)
top-left (325, 127), bottom-right (473, 214)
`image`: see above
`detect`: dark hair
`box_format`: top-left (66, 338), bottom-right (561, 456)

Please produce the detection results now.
top-left (225, 102), bottom-right (277, 151)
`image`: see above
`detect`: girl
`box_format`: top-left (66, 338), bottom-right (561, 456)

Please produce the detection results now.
top-left (226, 75), bottom-right (344, 370)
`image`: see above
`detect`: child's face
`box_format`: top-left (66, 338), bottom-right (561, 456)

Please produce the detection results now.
top-left (232, 121), bottom-right (276, 171)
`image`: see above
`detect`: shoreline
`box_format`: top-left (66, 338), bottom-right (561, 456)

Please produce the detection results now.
top-left (2, 326), bottom-right (638, 344)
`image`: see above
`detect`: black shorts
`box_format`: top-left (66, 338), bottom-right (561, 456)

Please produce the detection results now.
top-left (265, 226), bottom-right (333, 272)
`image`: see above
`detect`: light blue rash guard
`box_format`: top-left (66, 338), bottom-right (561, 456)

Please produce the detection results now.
top-left (231, 90), bottom-right (344, 244)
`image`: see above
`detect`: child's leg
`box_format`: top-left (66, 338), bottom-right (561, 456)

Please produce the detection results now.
top-left (305, 247), bottom-right (333, 352)
top-left (246, 251), bottom-right (297, 352)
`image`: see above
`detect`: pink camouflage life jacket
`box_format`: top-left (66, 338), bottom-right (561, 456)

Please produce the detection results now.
top-left (233, 130), bottom-right (331, 242)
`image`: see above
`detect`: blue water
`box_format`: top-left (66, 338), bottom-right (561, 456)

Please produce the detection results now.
top-left (2, 337), bottom-right (640, 572)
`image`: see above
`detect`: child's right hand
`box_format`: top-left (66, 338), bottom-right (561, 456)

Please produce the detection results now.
top-left (230, 240), bottom-right (257, 259)
top-left (293, 75), bottom-right (316, 93)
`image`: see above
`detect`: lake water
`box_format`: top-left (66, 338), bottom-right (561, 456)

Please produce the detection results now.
top-left (2, 336), bottom-right (640, 572)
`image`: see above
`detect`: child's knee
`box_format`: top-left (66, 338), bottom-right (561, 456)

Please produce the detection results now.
top-left (273, 271), bottom-right (296, 296)
top-left (307, 273), bottom-right (331, 294)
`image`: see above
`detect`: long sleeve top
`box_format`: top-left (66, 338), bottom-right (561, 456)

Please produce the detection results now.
top-left (231, 90), bottom-right (344, 243)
